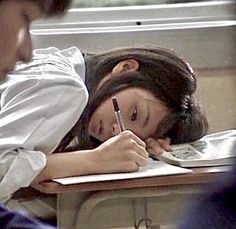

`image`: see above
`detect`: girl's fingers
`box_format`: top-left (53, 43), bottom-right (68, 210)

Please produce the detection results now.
top-left (146, 137), bottom-right (172, 155)
top-left (127, 150), bottom-right (148, 167)
top-left (157, 138), bottom-right (172, 151)
top-left (118, 161), bottom-right (139, 172)
top-left (121, 130), bottom-right (146, 148)
top-left (146, 138), bottom-right (164, 155)
top-left (135, 153), bottom-right (149, 167)
top-left (135, 142), bottom-right (149, 159)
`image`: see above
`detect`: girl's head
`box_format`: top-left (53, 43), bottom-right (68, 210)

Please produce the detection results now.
top-left (88, 78), bottom-right (171, 142)
top-left (57, 47), bottom-right (208, 152)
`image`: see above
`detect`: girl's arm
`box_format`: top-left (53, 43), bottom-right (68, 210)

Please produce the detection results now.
top-left (34, 130), bottom-right (149, 182)
top-left (0, 75), bottom-right (88, 201)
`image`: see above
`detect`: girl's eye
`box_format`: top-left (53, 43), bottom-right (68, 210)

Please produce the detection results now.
top-left (131, 107), bottom-right (138, 121)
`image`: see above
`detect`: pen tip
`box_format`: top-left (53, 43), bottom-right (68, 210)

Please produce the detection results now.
top-left (112, 97), bottom-right (119, 111)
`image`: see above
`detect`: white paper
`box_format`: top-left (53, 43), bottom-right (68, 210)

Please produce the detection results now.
top-left (53, 159), bottom-right (192, 185)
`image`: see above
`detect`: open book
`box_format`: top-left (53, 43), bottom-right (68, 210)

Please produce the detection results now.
top-left (154, 129), bottom-right (236, 168)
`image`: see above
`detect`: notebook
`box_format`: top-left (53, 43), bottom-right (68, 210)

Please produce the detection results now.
top-left (53, 158), bottom-right (192, 185)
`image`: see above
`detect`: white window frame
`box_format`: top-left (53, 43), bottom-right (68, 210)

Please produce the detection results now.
top-left (31, 0), bottom-right (236, 69)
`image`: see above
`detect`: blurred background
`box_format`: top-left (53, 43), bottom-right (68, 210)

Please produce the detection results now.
top-left (32, 0), bottom-right (236, 134)
top-left (71, 0), bottom-right (222, 8)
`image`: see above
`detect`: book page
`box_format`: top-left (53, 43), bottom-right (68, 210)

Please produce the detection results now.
top-left (192, 138), bottom-right (236, 159)
top-left (169, 145), bottom-right (202, 160)
top-left (166, 138), bottom-right (236, 161)
top-left (53, 159), bottom-right (192, 185)
top-left (158, 133), bottom-right (236, 167)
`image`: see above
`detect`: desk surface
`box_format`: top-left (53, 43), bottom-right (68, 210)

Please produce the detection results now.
top-left (32, 165), bottom-right (230, 194)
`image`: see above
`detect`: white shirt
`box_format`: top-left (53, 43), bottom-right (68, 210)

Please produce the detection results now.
top-left (0, 47), bottom-right (89, 201)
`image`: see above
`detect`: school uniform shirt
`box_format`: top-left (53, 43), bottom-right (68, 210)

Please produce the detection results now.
top-left (0, 47), bottom-right (89, 202)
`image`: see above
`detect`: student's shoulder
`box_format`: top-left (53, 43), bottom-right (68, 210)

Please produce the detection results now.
top-left (1, 71), bottom-right (88, 109)
top-left (33, 46), bottom-right (84, 69)
top-left (9, 47), bottom-right (86, 84)
top-left (13, 46), bottom-right (85, 82)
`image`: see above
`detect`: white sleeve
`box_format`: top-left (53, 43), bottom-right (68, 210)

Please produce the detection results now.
top-left (0, 76), bottom-right (88, 201)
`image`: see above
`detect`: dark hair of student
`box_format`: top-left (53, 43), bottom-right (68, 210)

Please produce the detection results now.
top-left (55, 47), bottom-right (208, 152)
top-left (33, 0), bottom-right (72, 17)
top-left (0, 0), bottom-right (72, 17)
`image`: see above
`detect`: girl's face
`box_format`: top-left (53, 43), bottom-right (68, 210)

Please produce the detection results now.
top-left (0, 0), bottom-right (42, 80)
top-left (88, 88), bottom-right (170, 142)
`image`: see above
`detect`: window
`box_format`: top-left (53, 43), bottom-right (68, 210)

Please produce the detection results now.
top-left (32, 1), bottom-right (235, 69)
top-left (72, 0), bottom-right (223, 8)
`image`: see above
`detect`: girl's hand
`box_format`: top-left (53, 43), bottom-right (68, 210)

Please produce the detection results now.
top-left (92, 130), bottom-right (149, 173)
top-left (145, 137), bottom-right (172, 156)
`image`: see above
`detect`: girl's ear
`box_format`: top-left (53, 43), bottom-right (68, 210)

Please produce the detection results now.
top-left (112, 59), bottom-right (139, 74)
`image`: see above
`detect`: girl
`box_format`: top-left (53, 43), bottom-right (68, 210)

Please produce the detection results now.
top-left (0, 46), bottom-right (208, 201)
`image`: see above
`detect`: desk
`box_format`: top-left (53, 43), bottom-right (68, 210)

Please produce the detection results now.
top-left (32, 166), bottom-right (230, 229)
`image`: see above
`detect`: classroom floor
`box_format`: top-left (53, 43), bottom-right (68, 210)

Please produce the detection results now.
top-left (113, 226), bottom-right (177, 229)
top-left (7, 196), bottom-right (178, 229)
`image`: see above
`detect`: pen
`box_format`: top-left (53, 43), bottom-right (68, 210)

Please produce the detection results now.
top-left (112, 97), bottom-right (125, 132)
top-left (112, 97), bottom-right (153, 162)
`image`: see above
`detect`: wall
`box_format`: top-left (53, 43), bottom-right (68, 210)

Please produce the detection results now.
top-left (196, 67), bottom-right (236, 133)
top-left (31, 1), bottom-right (236, 134)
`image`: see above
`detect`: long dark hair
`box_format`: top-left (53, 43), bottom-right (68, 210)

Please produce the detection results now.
top-left (0, 0), bottom-right (72, 17)
top-left (56, 47), bottom-right (208, 152)
top-left (33, 0), bottom-right (72, 17)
